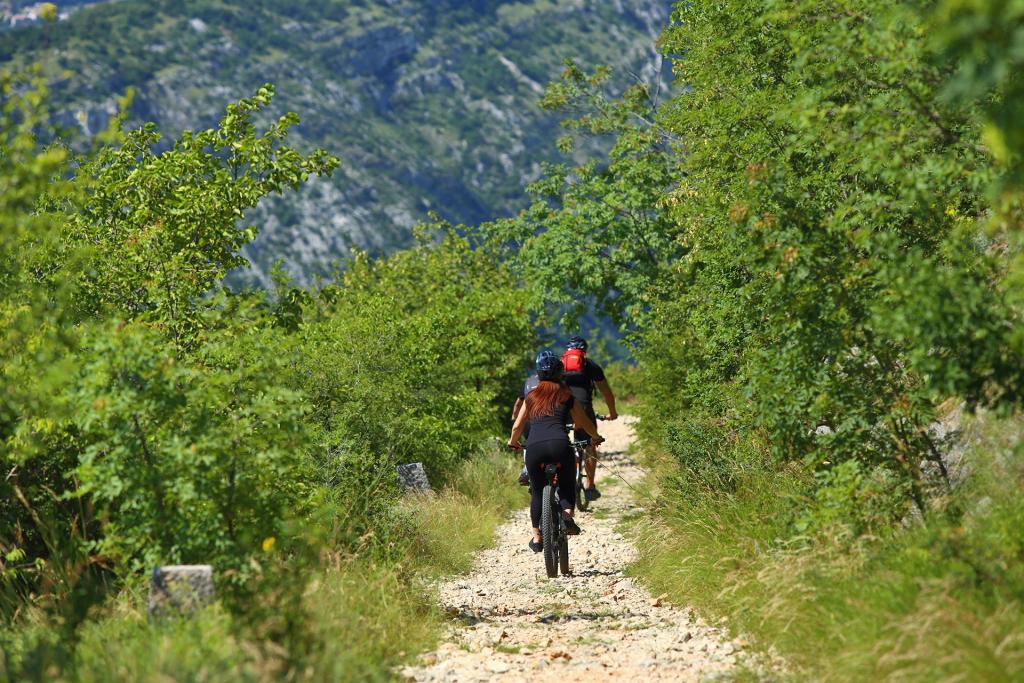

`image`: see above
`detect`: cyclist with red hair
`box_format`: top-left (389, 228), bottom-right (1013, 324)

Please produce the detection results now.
top-left (508, 355), bottom-right (602, 552)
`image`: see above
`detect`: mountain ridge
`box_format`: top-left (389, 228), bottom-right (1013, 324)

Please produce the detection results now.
top-left (2, 0), bottom-right (670, 285)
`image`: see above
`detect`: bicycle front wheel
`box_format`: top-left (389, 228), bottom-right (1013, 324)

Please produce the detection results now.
top-left (559, 525), bottom-right (570, 575)
top-left (576, 469), bottom-right (589, 512)
top-left (575, 450), bottom-right (590, 512)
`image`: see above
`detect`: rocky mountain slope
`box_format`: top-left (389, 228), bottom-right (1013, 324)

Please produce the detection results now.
top-left (2, 0), bottom-right (669, 285)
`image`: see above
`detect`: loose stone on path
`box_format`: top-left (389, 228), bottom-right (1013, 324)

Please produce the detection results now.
top-left (401, 416), bottom-right (756, 682)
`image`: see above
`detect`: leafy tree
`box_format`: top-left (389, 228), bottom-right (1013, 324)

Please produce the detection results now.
top-left (0, 74), bottom-right (87, 622)
top-left (51, 84), bottom-right (338, 346)
top-left (2, 78), bottom-right (535, 657)
top-left (485, 0), bottom-right (1024, 525)
top-left (482, 60), bottom-right (682, 330)
top-left (39, 4), bottom-right (58, 23)
top-left (648, 0), bottom-right (1019, 515)
top-left (294, 226), bottom-right (535, 546)
top-left (3, 83), bottom-right (338, 615)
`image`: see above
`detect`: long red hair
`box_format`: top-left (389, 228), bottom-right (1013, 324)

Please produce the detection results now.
top-left (525, 380), bottom-right (571, 419)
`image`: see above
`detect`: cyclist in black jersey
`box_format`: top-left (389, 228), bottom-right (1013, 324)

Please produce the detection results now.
top-left (510, 350), bottom-right (556, 486)
top-left (508, 356), bottom-right (602, 552)
top-left (562, 336), bottom-right (617, 501)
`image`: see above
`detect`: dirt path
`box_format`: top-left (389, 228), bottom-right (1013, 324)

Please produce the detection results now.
top-left (402, 416), bottom-right (753, 682)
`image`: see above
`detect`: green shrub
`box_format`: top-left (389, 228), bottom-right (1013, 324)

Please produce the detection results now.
top-left (0, 449), bottom-right (522, 682)
top-left (1, 76), bottom-right (534, 680)
top-left (633, 411), bottom-right (1024, 681)
top-left (69, 319), bottom-right (311, 576)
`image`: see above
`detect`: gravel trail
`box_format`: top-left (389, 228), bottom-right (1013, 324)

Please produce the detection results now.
top-left (402, 416), bottom-right (754, 682)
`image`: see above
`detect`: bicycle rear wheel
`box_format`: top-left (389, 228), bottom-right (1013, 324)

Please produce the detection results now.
top-left (541, 484), bottom-right (558, 578)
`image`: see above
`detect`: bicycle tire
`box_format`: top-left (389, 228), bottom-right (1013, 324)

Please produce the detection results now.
top-left (575, 447), bottom-right (590, 512)
top-left (541, 484), bottom-right (558, 578)
top-left (576, 472), bottom-right (589, 512)
top-left (559, 524), bottom-right (570, 575)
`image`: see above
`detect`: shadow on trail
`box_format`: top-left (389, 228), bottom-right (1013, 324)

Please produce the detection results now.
top-left (536, 610), bottom-right (617, 624)
top-left (569, 568), bottom-right (620, 578)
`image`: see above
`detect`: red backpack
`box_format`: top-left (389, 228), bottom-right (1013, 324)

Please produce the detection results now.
top-left (562, 348), bottom-right (587, 375)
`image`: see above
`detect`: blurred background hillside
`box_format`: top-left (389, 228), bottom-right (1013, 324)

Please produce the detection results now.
top-left (1, 0), bottom-right (669, 286)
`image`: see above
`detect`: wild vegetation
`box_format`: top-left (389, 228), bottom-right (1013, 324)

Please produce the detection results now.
top-left (482, 0), bottom-right (1024, 679)
top-left (5, 0), bottom-right (1024, 681)
top-left (0, 75), bottom-right (532, 680)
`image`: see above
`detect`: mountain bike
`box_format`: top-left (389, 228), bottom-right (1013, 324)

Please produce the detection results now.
top-left (540, 461), bottom-right (570, 578)
top-left (507, 443), bottom-right (570, 577)
top-left (570, 414), bottom-right (606, 512)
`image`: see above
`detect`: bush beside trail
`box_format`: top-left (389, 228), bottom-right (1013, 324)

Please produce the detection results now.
top-left (483, 1), bottom-right (1024, 679)
top-left (0, 78), bottom-right (533, 680)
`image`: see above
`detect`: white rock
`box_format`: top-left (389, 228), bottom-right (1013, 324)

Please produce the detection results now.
top-left (487, 660), bottom-right (510, 673)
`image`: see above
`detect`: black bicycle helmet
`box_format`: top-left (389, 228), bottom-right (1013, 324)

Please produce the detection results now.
top-left (536, 356), bottom-right (564, 381)
top-left (535, 349), bottom-right (557, 366)
top-left (567, 335), bottom-right (588, 351)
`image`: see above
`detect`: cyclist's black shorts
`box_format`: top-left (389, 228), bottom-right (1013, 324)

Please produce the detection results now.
top-left (573, 401), bottom-right (597, 444)
top-left (524, 438), bottom-right (575, 528)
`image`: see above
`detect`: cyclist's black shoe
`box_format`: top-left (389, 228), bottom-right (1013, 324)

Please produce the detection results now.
top-left (529, 539), bottom-right (543, 552)
top-left (584, 486), bottom-right (602, 501)
top-left (563, 517), bottom-right (581, 536)
top-left (518, 466), bottom-right (530, 486)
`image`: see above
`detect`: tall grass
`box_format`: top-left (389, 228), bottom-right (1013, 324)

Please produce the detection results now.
top-left (405, 448), bottom-right (524, 576)
top-left (1, 449), bottom-right (522, 682)
top-left (630, 415), bottom-right (1024, 681)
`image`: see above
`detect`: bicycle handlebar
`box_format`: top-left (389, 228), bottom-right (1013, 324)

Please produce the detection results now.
top-left (564, 415), bottom-right (607, 432)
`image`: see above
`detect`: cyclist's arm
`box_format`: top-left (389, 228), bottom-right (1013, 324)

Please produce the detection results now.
top-left (595, 379), bottom-right (617, 420)
top-left (509, 405), bottom-right (528, 447)
top-left (570, 402), bottom-right (600, 440)
top-left (511, 396), bottom-right (524, 422)
top-left (509, 395), bottom-right (524, 421)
